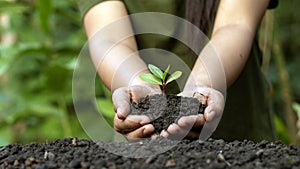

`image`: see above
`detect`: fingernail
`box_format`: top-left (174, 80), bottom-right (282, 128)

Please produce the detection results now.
top-left (140, 118), bottom-right (150, 125)
top-left (116, 108), bottom-right (121, 114)
top-left (116, 108), bottom-right (125, 119)
top-left (151, 134), bottom-right (158, 140)
top-left (160, 130), bottom-right (169, 137)
top-left (143, 125), bottom-right (154, 135)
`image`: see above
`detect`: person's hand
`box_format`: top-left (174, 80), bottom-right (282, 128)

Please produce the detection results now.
top-left (160, 86), bottom-right (225, 140)
top-left (112, 85), bottom-right (161, 141)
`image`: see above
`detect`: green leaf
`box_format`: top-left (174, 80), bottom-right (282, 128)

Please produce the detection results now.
top-left (140, 74), bottom-right (162, 85)
top-left (37, 0), bottom-right (53, 34)
top-left (0, 1), bottom-right (29, 13)
top-left (0, 127), bottom-right (12, 146)
top-left (166, 71), bottom-right (182, 84)
top-left (45, 64), bottom-right (70, 92)
top-left (148, 64), bottom-right (163, 79)
top-left (162, 65), bottom-right (170, 81)
top-left (274, 115), bottom-right (291, 144)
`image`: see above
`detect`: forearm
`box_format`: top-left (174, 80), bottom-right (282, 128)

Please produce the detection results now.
top-left (84, 1), bottom-right (151, 91)
top-left (189, 24), bottom-right (254, 90)
top-left (88, 33), bottom-right (152, 91)
top-left (186, 0), bottom-right (269, 91)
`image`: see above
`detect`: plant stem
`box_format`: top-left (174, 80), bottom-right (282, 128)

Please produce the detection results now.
top-left (161, 82), bottom-right (166, 95)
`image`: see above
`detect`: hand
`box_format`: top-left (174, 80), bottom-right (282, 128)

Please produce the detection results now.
top-left (160, 86), bottom-right (225, 140)
top-left (112, 85), bottom-right (161, 141)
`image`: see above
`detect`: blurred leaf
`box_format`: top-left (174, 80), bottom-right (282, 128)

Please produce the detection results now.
top-left (37, 0), bottom-right (53, 34)
top-left (39, 118), bottom-right (64, 139)
top-left (292, 102), bottom-right (300, 138)
top-left (0, 0), bottom-right (112, 144)
top-left (97, 98), bottom-right (114, 127)
top-left (45, 64), bottom-right (70, 92)
top-left (0, 1), bottom-right (29, 13)
top-left (95, 75), bottom-right (105, 97)
top-left (0, 93), bottom-right (10, 115)
top-left (5, 102), bottom-right (62, 125)
top-left (15, 116), bottom-right (64, 143)
top-left (274, 115), bottom-right (291, 144)
top-left (55, 6), bottom-right (81, 26)
top-left (0, 126), bottom-right (12, 146)
top-left (95, 76), bottom-right (112, 98)
top-left (292, 102), bottom-right (300, 119)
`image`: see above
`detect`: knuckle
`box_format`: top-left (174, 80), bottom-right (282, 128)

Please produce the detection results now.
top-left (113, 87), bottom-right (124, 95)
top-left (114, 125), bottom-right (123, 133)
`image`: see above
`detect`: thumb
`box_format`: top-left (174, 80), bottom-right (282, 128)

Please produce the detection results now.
top-left (112, 87), bottom-right (131, 119)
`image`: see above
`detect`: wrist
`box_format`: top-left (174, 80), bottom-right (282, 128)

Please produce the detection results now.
top-left (184, 71), bottom-right (226, 97)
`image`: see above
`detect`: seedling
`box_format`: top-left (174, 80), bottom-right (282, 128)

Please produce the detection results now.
top-left (140, 64), bottom-right (182, 94)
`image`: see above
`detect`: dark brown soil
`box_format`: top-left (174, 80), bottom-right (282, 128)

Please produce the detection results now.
top-left (130, 94), bottom-right (206, 134)
top-left (1, 138), bottom-right (300, 169)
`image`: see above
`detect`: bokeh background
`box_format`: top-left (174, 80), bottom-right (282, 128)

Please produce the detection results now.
top-left (0, 0), bottom-right (299, 145)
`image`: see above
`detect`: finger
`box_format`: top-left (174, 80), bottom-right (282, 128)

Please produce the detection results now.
top-left (162, 124), bottom-right (202, 140)
top-left (205, 88), bottom-right (225, 118)
top-left (160, 130), bottom-right (169, 138)
top-left (184, 130), bottom-right (200, 140)
top-left (199, 122), bottom-right (215, 140)
top-left (150, 134), bottom-right (159, 140)
top-left (204, 94), bottom-right (224, 122)
top-left (114, 115), bottom-right (151, 134)
top-left (203, 106), bottom-right (215, 122)
top-left (112, 88), bottom-right (131, 119)
top-left (125, 124), bottom-right (155, 141)
top-left (177, 114), bottom-right (205, 129)
top-left (199, 116), bottom-right (221, 140)
top-left (126, 114), bottom-right (151, 125)
top-left (165, 123), bottom-right (189, 140)
top-left (194, 86), bottom-right (211, 96)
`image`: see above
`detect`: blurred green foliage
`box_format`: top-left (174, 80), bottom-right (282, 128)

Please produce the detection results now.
top-left (292, 102), bottom-right (300, 137)
top-left (267, 0), bottom-right (300, 143)
top-left (269, 1), bottom-right (300, 105)
top-left (0, 0), bottom-right (299, 145)
top-left (0, 0), bottom-right (115, 145)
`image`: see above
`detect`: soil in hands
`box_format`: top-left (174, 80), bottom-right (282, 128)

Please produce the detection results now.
top-left (130, 94), bottom-right (206, 134)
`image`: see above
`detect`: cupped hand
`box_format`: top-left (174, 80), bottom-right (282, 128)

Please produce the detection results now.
top-left (112, 85), bottom-right (161, 141)
top-left (160, 86), bottom-right (225, 140)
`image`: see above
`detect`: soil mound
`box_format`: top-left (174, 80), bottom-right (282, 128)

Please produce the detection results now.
top-left (1, 138), bottom-right (299, 169)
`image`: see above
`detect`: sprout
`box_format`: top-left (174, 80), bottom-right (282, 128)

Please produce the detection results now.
top-left (140, 64), bottom-right (182, 94)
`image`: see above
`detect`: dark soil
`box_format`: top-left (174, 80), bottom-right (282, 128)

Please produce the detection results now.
top-left (1, 137), bottom-right (300, 169)
top-left (130, 94), bottom-right (206, 134)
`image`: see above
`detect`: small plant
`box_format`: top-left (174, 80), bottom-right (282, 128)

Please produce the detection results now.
top-left (140, 64), bottom-right (182, 94)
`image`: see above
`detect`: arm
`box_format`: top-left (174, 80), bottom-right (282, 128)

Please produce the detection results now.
top-left (189, 0), bottom-right (270, 89)
top-left (83, 1), bottom-right (160, 140)
top-left (164, 0), bottom-right (270, 140)
top-left (84, 1), bottom-right (156, 91)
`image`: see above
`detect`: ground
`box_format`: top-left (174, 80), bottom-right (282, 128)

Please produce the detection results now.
top-left (0, 137), bottom-right (299, 169)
